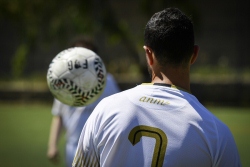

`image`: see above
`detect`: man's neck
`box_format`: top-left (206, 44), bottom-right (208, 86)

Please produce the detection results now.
top-left (151, 67), bottom-right (191, 92)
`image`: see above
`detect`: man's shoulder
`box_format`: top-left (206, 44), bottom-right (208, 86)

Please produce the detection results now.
top-left (98, 86), bottom-right (139, 105)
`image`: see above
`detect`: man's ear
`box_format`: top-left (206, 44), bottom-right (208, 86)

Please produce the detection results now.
top-left (190, 45), bottom-right (199, 65)
top-left (143, 46), bottom-right (154, 66)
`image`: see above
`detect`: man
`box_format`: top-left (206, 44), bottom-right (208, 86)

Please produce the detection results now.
top-left (47, 36), bottom-right (120, 167)
top-left (73, 8), bottom-right (241, 167)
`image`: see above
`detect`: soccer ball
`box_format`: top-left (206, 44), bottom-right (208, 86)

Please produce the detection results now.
top-left (47, 47), bottom-right (106, 106)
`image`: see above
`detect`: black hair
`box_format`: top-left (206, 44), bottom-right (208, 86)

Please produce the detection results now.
top-left (144, 8), bottom-right (194, 67)
top-left (69, 36), bottom-right (98, 54)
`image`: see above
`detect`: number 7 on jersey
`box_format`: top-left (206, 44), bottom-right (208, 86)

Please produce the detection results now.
top-left (128, 125), bottom-right (168, 167)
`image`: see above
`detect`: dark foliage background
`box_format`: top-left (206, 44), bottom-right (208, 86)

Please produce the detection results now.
top-left (0, 0), bottom-right (250, 106)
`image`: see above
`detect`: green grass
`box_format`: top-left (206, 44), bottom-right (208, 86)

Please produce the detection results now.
top-left (0, 103), bottom-right (249, 166)
top-left (0, 103), bottom-right (66, 167)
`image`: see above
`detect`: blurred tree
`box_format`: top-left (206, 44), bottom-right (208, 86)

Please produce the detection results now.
top-left (0, 0), bottom-right (140, 78)
top-left (0, 0), bottom-right (200, 79)
top-left (11, 43), bottom-right (28, 78)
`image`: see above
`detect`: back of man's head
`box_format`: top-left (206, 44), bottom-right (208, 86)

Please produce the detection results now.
top-left (69, 36), bottom-right (98, 54)
top-left (144, 8), bottom-right (194, 67)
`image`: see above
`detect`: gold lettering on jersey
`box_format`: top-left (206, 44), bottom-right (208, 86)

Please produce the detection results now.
top-left (139, 96), bottom-right (169, 105)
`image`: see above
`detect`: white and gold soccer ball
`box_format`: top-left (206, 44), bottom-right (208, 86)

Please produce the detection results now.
top-left (47, 47), bottom-right (106, 106)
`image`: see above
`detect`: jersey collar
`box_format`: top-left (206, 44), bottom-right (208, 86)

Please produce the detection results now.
top-left (141, 83), bottom-right (191, 93)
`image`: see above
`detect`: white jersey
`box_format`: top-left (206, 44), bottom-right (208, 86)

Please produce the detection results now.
top-left (73, 83), bottom-right (241, 167)
top-left (51, 73), bottom-right (120, 167)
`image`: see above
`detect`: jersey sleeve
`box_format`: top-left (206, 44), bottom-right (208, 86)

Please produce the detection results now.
top-left (51, 99), bottom-right (63, 116)
top-left (214, 121), bottom-right (242, 167)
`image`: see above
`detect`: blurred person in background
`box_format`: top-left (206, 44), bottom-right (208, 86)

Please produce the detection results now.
top-left (47, 36), bottom-right (120, 167)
